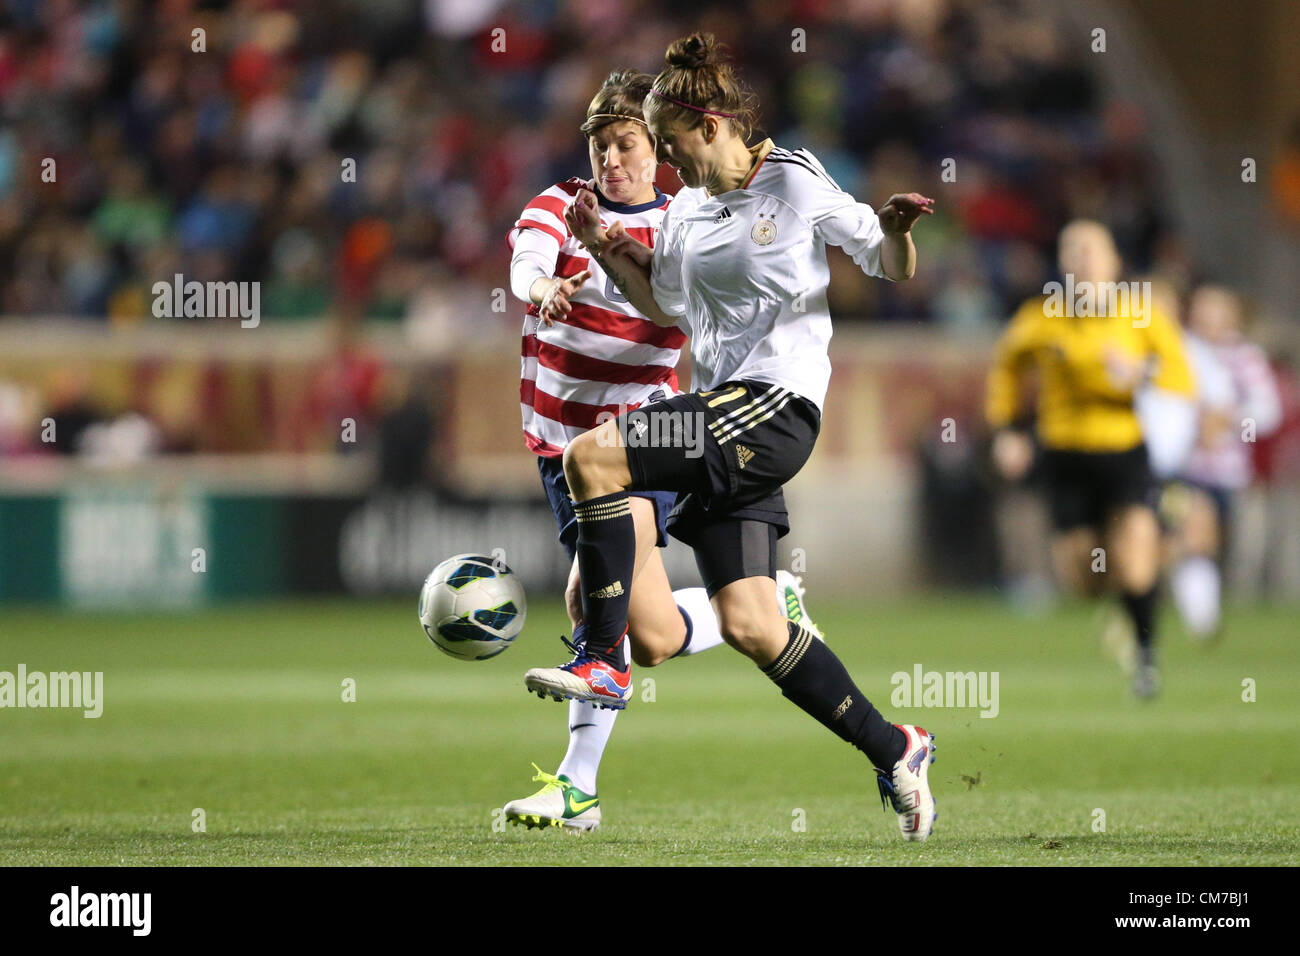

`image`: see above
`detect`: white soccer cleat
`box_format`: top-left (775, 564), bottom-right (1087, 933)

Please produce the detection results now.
top-left (776, 570), bottom-right (824, 641)
top-left (503, 764), bottom-right (602, 832)
top-left (876, 724), bottom-right (937, 842)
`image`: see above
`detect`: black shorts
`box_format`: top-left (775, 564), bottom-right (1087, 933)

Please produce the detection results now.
top-left (1039, 444), bottom-right (1157, 532)
top-left (620, 379), bottom-right (820, 594)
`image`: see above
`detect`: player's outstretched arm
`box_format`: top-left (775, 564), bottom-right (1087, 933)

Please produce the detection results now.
top-left (877, 192), bottom-right (934, 280)
top-left (591, 222), bottom-right (682, 328)
top-left (563, 190), bottom-right (680, 327)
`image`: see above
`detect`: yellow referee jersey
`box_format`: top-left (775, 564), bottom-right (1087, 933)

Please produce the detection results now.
top-left (986, 294), bottom-right (1195, 452)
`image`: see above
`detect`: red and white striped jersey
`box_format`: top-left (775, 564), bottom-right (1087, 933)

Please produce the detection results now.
top-left (507, 178), bottom-right (685, 457)
top-left (1182, 335), bottom-right (1283, 489)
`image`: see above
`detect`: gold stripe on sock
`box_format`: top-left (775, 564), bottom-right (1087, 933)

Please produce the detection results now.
top-left (573, 499), bottom-right (632, 522)
top-left (764, 626), bottom-right (813, 682)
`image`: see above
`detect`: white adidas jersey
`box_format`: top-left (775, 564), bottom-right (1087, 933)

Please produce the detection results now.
top-left (650, 139), bottom-right (888, 411)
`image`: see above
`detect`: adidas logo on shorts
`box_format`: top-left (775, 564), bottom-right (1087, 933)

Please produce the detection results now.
top-left (735, 444), bottom-right (755, 469)
top-left (588, 580), bottom-right (625, 600)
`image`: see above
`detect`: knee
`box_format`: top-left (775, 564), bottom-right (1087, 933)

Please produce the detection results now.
top-left (561, 437), bottom-right (593, 495)
top-left (563, 427), bottom-right (629, 500)
top-left (562, 432), bottom-right (610, 500)
top-left (1114, 510), bottom-right (1161, 588)
top-left (720, 610), bottom-right (787, 663)
top-left (1117, 552), bottom-right (1159, 592)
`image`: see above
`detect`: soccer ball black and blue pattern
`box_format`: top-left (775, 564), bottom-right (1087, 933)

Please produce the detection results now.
top-left (419, 553), bottom-right (527, 661)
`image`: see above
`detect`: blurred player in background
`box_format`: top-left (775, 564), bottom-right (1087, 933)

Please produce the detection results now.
top-left (529, 32), bottom-right (939, 842)
top-left (1162, 285), bottom-right (1282, 640)
top-left (1134, 277), bottom-right (1199, 486)
top-left (988, 220), bottom-right (1195, 698)
top-left (503, 70), bottom-right (818, 831)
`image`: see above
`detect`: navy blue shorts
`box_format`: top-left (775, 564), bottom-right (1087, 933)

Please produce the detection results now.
top-left (536, 456), bottom-right (677, 562)
top-left (1159, 478), bottom-right (1234, 534)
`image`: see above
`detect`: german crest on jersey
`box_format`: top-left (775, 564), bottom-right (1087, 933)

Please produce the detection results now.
top-left (751, 217), bottom-right (777, 245)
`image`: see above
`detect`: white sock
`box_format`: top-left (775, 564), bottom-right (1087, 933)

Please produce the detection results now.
top-left (1171, 556), bottom-right (1222, 638)
top-left (671, 587), bottom-right (727, 656)
top-left (556, 699), bottom-right (617, 795)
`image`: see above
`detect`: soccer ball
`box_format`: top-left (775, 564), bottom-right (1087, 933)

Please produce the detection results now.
top-left (419, 553), bottom-right (527, 661)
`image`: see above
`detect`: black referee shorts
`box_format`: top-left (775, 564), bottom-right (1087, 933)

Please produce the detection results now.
top-left (619, 379), bottom-right (820, 595)
top-left (1038, 443), bottom-right (1158, 532)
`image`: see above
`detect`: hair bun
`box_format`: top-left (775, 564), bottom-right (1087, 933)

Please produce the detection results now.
top-left (665, 32), bottom-right (720, 70)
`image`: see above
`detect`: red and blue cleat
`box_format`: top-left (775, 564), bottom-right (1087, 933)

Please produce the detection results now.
top-left (876, 724), bottom-right (937, 842)
top-left (524, 630), bottom-right (633, 710)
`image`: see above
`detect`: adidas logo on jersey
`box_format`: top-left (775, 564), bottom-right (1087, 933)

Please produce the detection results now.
top-left (735, 444), bottom-right (755, 468)
top-left (712, 207), bottom-right (733, 223)
top-left (588, 580), bottom-right (625, 600)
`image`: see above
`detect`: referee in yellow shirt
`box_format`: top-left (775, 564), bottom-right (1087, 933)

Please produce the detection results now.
top-left (986, 220), bottom-right (1195, 697)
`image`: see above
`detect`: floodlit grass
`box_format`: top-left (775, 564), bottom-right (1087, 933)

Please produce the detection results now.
top-left (2, 596), bottom-right (1296, 865)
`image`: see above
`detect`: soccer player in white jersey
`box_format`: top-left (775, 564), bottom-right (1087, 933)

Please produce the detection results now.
top-left (521, 33), bottom-right (939, 842)
top-left (503, 70), bottom-right (819, 831)
top-left (1165, 285), bottom-right (1281, 640)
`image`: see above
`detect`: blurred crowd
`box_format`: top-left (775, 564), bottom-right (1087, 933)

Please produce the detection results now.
top-left (0, 0), bottom-right (1194, 331)
top-left (1, 0), bottom-right (1297, 477)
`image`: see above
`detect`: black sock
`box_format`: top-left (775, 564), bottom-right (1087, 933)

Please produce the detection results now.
top-left (762, 622), bottom-right (906, 771)
top-left (1122, 585), bottom-right (1158, 665)
top-left (572, 491), bottom-right (635, 666)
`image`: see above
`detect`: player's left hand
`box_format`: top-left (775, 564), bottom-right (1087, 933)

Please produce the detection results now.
top-left (538, 270), bottom-right (592, 327)
top-left (878, 193), bottom-right (935, 234)
top-left (564, 188), bottom-right (604, 246)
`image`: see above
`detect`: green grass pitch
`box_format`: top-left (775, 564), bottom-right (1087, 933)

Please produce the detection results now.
top-left (2, 595), bottom-right (1297, 865)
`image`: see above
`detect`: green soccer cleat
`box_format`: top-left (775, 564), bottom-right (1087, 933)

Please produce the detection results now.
top-left (776, 569), bottom-right (824, 640)
top-left (503, 764), bottom-right (602, 832)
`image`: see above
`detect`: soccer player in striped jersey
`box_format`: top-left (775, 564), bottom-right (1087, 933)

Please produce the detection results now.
top-left (524, 34), bottom-right (939, 842)
top-left (1165, 285), bottom-right (1281, 640)
top-left (503, 70), bottom-right (820, 831)
top-left (987, 221), bottom-right (1196, 697)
